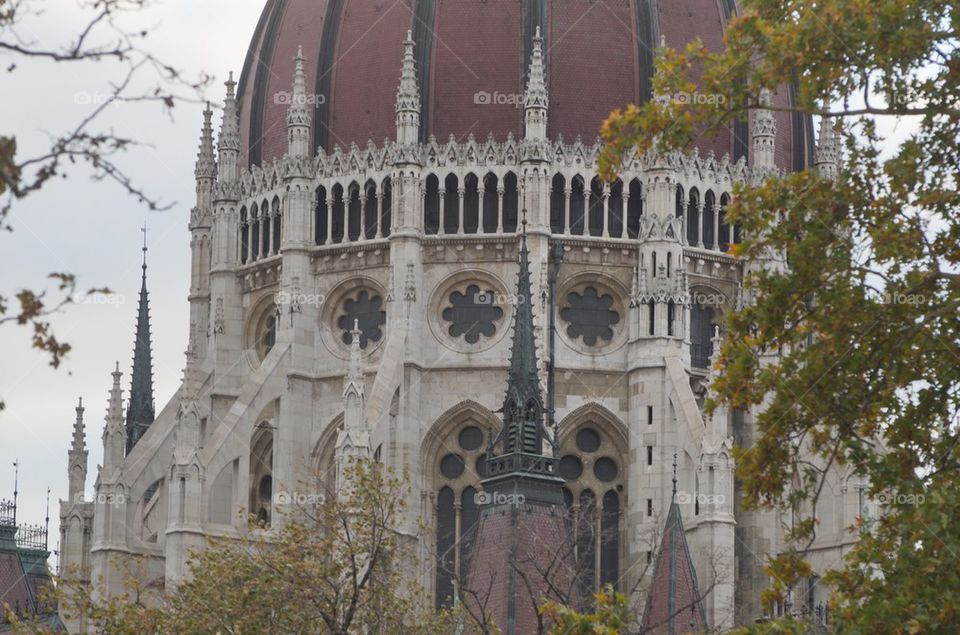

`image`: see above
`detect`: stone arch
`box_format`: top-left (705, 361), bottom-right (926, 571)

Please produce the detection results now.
top-left (312, 412), bottom-right (344, 497)
top-left (558, 402), bottom-right (629, 450)
top-left (420, 399), bottom-right (499, 478)
top-left (422, 399), bottom-right (500, 609)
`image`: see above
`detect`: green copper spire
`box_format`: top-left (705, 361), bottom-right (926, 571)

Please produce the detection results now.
top-left (126, 226), bottom-right (155, 452)
top-left (501, 217), bottom-right (545, 455)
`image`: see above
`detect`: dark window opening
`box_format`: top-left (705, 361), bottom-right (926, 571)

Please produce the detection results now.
top-left (424, 174), bottom-right (440, 234)
top-left (315, 186), bottom-right (328, 245)
top-left (627, 179), bottom-right (643, 238)
top-left (502, 172), bottom-right (519, 233)
top-left (482, 173), bottom-right (498, 233)
top-left (443, 173), bottom-right (459, 234)
top-left (463, 173), bottom-right (480, 234)
top-left (570, 176), bottom-right (586, 235)
top-left (550, 173), bottom-right (566, 234)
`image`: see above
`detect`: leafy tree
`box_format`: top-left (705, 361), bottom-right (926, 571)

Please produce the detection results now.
top-left (9, 460), bottom-right (451, 634)
top-left (541, 586), bottom-right (631, 635)
top-left (599, 0), bottom-right (958, 631)
top-left (0, 0), bottom-right (209, 410)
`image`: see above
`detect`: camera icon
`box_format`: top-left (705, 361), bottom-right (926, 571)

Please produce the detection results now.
top-left (273, 490), bottom-right (291, 505)
top-left (474, 91), bottom-right (491, 105)
top-left (474, 491), bottom-right (492, 505)
top-left (675, 490), bottom-right (692, 505)
top-left (474, 291), bottom-right (494, 305)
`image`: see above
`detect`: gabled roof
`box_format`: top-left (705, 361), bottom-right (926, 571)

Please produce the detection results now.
top-left (642, 495), bottom-right (709, 634)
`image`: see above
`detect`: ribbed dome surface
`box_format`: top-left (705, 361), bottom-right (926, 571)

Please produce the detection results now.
top-left (237, 0), bottom-right (808, 170)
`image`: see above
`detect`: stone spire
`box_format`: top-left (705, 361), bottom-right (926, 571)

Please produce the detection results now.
top-left (466, 219), bottom-right (571, 633)
top-left (195, 103), bottom-right (216, 193)
top-left (336, 320), bottom-right (370, 491)
top-left (218, 73), bottom-right (240, 183)
top-left (497, 218), bottom-right (547, 456)
top-left (287, 45), bottom-right (312, 158)
top-left (103, 362), bottom-right (126, 473)
top-left (642, 473), bottom-right (709, 634)
top-left (395, 30), bottom-right (420, 145)
top-left (67, 397), bottom-right (87, 503)
top-left (523, 26), bottom-right (548, 140)
top-left (125, 234), bottom-right (155, 454)
top-left (815, 117), bottom-right (840, 180)
top-left (752, 89), bottom-right (777, 174)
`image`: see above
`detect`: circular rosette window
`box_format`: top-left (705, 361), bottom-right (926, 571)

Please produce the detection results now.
top-left (320, 277), bottom-right (387, 359)
top-left (558, 276), bottom-right (626, 355)
top-left (429, 271), bottom-right (510, 353)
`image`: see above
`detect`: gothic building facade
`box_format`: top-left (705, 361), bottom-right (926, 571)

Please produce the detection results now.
top-left (59, 1), bottom-right (861, 632)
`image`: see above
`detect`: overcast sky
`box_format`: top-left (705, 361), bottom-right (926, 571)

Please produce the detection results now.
top-left (0, 0), bottom-right (262, 555)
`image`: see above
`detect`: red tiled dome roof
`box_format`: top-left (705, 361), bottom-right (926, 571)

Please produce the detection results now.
top-left (237, 0), bottom-right (809, 171)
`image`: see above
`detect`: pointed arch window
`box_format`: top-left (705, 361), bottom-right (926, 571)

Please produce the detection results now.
top-left (424, 174), bottom-right (441, 235)
top-left (690, 303), bottom-right (715, 369)
top-left (272, 196), bottom-right (281, 254)
top-left (569, 176), bottom-right (586, 235)
top-left (463, 173), bottom-right (480, 233)
top-left (249, 423), bottom-right (274, 526)
top-left (628, 179), bottom-right (643, 239)
top-left (550, 173), bottom-right (566, 234)
top-left (502, 171), bottom-right (519, 233)
top-left (482, 173), bottom-right (498, 233)
top-left (315, 185), bottom-right (328, 245)
top-left (239, 206), bottom-right (249, 264)
top-left (686, 188), bottom-right (699, 246)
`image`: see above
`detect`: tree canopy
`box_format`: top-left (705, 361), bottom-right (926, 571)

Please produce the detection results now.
top-left (599, 0), bottom-right (959, 631)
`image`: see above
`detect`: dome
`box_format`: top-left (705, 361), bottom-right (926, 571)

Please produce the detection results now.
top-left (236, 0), bottom-right (809, 171)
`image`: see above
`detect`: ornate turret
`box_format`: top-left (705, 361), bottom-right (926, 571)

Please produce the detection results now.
top-left (217, 73), bottom-right (240, 184)
top-left (815, 117), bottom-right (840, 180)
top-left (67, 397), bottom-right (87, 503)
top-left (335, 320), bottom-right (370, 492)
top-left (125, 235), bottom-right (155, 453)
top-left (523, 26), bottom-right (548, 141)
top-left (752, 89), bottom-right (777, 176)
top-left (395, 30), bottom-right (420, 145)
top-left (193, 101), bottom-right (217, 222)
top-left (103, 362), bottom-right (126, 472)
top-left (287, 46), bottom-right (312, 158)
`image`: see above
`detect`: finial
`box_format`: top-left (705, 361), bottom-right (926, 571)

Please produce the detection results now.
top-left (44, 486), bottom-right (50, 548)
top-left (521, 208), bottom-right (528, 236)
top-left (140, 221), bottom-right (149, 270)
top-left (672, 451), bottom-right (678, 498)
top-left (12, 459), bottom-right (18, 525)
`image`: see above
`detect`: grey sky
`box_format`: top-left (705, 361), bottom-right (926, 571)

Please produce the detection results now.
top-left (0, 0), bottom-right (262, 556)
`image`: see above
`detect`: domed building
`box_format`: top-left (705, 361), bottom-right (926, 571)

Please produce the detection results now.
top-left (58, 1), bottom-right (855, 632)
